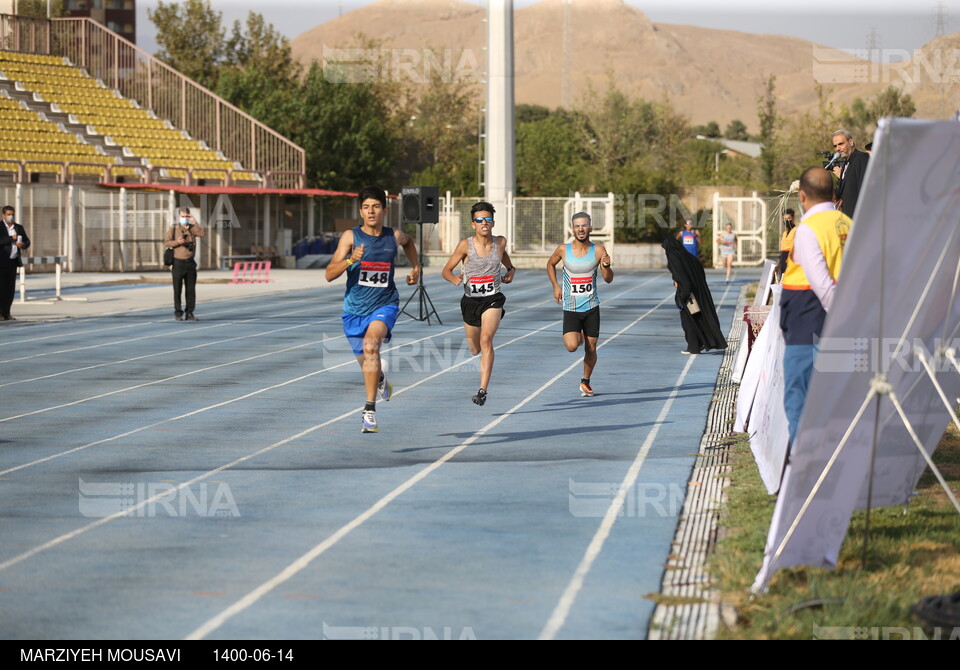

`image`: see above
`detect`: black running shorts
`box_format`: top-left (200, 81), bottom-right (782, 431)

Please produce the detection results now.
top-left (460, 292), bottom-right (506, 327)
top-left (563, 306), bottom-right (600, 338)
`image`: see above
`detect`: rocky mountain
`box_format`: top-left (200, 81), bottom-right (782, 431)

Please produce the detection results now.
top-left (289, 0), bottom-right (959, 130)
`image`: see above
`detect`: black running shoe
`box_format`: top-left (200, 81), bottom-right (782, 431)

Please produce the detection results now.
top-left (472, 388), bottom-right (487, 406)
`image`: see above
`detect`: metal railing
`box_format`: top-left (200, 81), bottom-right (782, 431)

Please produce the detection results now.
top-left (0, 13), bottom-right (305, 188)
top-left (0, 14), bottom-right (50, 54)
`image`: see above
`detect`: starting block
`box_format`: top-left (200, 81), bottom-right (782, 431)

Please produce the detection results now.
top-left (231, 260), bottom-right (272, 284)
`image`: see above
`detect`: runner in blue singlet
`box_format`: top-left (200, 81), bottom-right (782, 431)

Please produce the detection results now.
top-left (325, 185), bottom-right (420, 434)
top-left (676, 219), bottom-right (701, 259)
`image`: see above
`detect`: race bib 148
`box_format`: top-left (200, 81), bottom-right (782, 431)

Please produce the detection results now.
top-left (359, 261), bottom-right (391, 287)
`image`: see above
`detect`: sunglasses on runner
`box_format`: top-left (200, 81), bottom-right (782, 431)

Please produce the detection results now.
top-left (473, 217), bottom-right (494, 223)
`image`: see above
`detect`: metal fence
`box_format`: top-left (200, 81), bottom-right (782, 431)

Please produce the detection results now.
top-left (0, 14), bottom-right (50, 54)
top-left (439, 192), bottom-right (615, 257)
top-left (4, 184), bottom-right (787, 272)
top-left (4, 183), bottom-right (369, 272)
top-left (0, 183), bottom-right (67, 265)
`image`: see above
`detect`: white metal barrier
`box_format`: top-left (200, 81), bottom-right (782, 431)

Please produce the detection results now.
top-left (17, 255), bottom-right (86, 303)
top-left (712, 191), bottom-right (768, 267)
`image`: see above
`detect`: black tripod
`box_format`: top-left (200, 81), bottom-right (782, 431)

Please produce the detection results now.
top-left (401, 224), bottom-right (442, 325)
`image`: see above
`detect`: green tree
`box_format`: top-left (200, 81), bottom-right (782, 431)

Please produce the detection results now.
top-left (776, 83), bottom-right (843, 190)
top-left (516, 111), bottom-right (586, 196)
top-left (291, 62), bottom-right (399, 190)
top-left (724, 119), bottom-right (749, 141)
top-left (516, 104), bottom-right (551, 124)
top-left (148, 0), bottom-right (227, 90)
top-left (870, 85), bottom-right (916, 118)
top-left (756, 74), bottom-right (779, 191)
top-left (695, 121), bottom-right (721, 138)
top-left (840, 85), bottom-right (916, 144)
top-left (214, 12), bottom-right (301, 133)
top-left (574, 81), bottom-right (659, 186)
top-left (14, 0), bottom-right (68, 18)
top-left (652, 99), bottom-right (690, 179)
top-left (393, 64), bottom-right (478, 194)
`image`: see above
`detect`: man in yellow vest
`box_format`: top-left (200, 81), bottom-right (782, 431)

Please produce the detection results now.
top-left (780, 167), bottom-right (851, 444)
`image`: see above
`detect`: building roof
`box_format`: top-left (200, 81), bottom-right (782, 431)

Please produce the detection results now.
top-left (695, 136), bottom-right (764, 158)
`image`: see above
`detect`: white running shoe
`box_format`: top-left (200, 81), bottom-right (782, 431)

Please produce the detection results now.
top-left (361, 409), bottom-right (378, 433)
top-left (378, 373), bottom-right (393, 401)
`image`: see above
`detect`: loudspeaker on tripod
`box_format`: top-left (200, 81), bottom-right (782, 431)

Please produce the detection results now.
top-left (400, 185), bottom-right (442, 325)
top-left (401, 186), bottom-right (439, 224)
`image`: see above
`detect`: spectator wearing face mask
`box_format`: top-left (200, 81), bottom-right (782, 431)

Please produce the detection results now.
top-left (1, 205), bottom-right (30, 321)
top-left (777, 208), bottom-right (796, 283)
top-left (163, 207), bottom-right (206, 321)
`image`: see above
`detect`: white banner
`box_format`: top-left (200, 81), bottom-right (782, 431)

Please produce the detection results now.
top-left (732, 260), bottom-right (777, 384)
top-left (744, 286), bottom-right (790, 495)
top-left (734, 314), bottom-right (768, 433)
top-left (753, 119), bottom-right (960, 592)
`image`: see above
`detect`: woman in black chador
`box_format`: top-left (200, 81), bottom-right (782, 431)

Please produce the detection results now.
top-left (661, 237), bottom-right (727, 355)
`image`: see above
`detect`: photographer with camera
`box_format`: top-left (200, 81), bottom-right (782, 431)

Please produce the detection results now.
top-left (164, 207), bottom-right (206, 321)
top-left (829, 129), bottom-right (869, 219)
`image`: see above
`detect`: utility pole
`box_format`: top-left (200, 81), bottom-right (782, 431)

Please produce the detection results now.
top-left (561, 0), bottom-right (572, 109)
top-left (934, 3), bottom-right (948, 118)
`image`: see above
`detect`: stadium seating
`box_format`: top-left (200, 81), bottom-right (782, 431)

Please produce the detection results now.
top-left (0, 50), bottom-right (259, 183)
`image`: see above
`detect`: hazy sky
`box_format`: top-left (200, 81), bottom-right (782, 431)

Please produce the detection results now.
top-left (135, 0), bottom-right (956, 58)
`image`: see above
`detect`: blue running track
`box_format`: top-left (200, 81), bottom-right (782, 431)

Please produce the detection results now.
top-left (0, 268), bottom-right (748, 640)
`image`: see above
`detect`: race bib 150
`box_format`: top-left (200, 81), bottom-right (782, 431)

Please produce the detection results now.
top-left (568, 272), bottom-right (594, 294)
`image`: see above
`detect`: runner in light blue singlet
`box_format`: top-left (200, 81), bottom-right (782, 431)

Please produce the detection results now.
top-left (547, 212), bottom-right (614, 397)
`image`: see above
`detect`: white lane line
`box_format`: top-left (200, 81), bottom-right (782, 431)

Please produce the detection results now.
top-left (538, 353), bottom-right (697, 640)
top-left (0, 316), bottom-right (341, 390)
top-left (0, 283), bottom-right (553, 417)
top-left (3, 293), bottom-right (323, 344)
top-left (0, 277), bottom-right (662, 577)
top-left (0, 320), bottom-right (556, 570)
top-left (0, 298), bottom-right (551, 472)
top-left (0, 283), bottom-right (568, 474)
top-left (5, 302), bottom-right (325, 363)
top-left (186, 290), bottom-right (672, 640)
top-left (0, 323), bottom-right (344, 423)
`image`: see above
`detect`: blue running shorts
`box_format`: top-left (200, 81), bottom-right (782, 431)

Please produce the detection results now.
top-left (342, 304), bottom-right (400, 355)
